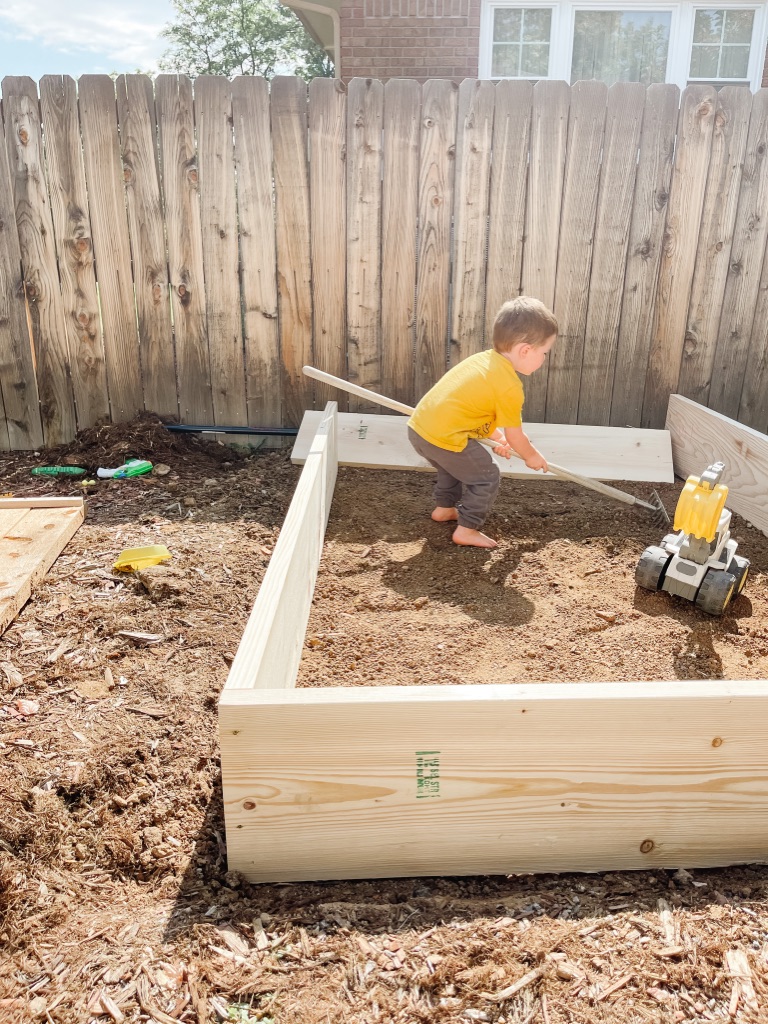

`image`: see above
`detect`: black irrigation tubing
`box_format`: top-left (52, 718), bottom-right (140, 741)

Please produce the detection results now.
top-left (164, 424), bottom-right (299, 436)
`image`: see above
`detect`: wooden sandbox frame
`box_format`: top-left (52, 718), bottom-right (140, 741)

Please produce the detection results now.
top-left (219, 402), bottom-right (768, 883)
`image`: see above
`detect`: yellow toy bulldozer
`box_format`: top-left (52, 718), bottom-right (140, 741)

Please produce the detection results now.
top-left (635, 462), bottom-right (750, 616)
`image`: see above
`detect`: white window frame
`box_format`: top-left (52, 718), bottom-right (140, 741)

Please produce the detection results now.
top-left (479, 1), bottom-right (768, 91)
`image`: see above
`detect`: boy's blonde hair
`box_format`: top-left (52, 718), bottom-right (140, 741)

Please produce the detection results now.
top-left (492, 297), bottom-right (558, 353)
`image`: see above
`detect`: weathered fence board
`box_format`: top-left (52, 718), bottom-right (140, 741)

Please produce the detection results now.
top-left (155, 75), bottom-right (212, 425)
top-left (309, 78), bottom-right (347, 411)
top-left (415, 79), bottom-right (456, 399)
top-left (3, 76), bottom-right (768, 449)
top-left (382, 79), bottom-right (420, 405)
top-left (117, 75), bottom-right (178, 419)
top-left (3, 76), bottom-right (76, 445)
top-left (78, 75), bottom-right (143, 423)
top-left (546, 80), bottom-right (606, 424)
top-left (39, 75), bottom-right (108, 432)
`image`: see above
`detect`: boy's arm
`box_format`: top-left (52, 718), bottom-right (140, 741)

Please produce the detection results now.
top-left (501, 426), bottom-right (548, 472)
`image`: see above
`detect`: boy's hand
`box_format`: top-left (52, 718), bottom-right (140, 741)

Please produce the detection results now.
top-left (492, 440), bottom-right (513, 459)
top-left (524, 451), bottom-right (549, 473)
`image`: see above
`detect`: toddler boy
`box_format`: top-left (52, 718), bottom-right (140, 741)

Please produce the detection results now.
top-left (408, 296), bottom-right (558, 549)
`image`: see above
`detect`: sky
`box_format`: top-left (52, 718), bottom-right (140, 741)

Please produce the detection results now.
top-left (0, 0), bottom-right (175, 80)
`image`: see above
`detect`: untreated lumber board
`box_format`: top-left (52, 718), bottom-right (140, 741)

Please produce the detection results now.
top-left (666, 393), bottom-right (768, 536)
top-left (0, 497), bottom-right (84, 509)
top-left (0, 501), bottom-right (85, 633)
top-left (222, 403), bottom-right (337, 691)
top-left (292, 411), bottom-right (674, 483)
top-left (220, 679), bottom-right (768, 882)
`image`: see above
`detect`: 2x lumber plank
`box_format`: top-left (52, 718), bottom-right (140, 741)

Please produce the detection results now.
top-left (642, 87), bottom-right (716, 429)
top-left (2, 76), bottom-right (76, 445)
top-left (0, 504), bottom-right (84, 634)
top-left (610, 84), bottom-right (679, 428)
top-left (292, 410), bottom-right (674, 483)
top-left (346, 78), bottom-right (383, 411)
top-left (415, 80), bottom-right (457, 397)
top-left (39, 75), bottom-right (109, 432)
top-left (381, 79), bottom-right (420, 406)
top-left (666, 393), bottom-right (768, 536)
top-left (234, 76), bottom-right (282, 429)
top-left (450, 79), bottom-right (495, 365)
top-left (195, 76), bottom-right (247, 427)
top-left (272, 76), bottom-right (313, 426)
top-left (219, 679), bottom-right (768, 882)
top-left (78, 75), bottom-right (143, 422)
top-left (309, 79), bottom-right (347, 412)
top-left (116, 75), bottom-right (178, 419)
top-left (155, 75), bottom-right (213, 425)
top-left (221, 403), bottom-right (337, 692)
top-left (546, 80), bottom-right (606, 424)
top-left (0, 497), bottom-right (84, 509)
top-left (520, 81), bottom-right (570, 421)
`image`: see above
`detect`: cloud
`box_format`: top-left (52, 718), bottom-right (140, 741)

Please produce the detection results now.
top-left (0, 0), bottom-right (173, 69)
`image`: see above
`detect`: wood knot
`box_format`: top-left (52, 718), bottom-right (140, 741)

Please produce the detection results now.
top-left (18, 127), bottom-right (29, 145)
top-left (640, 839), bottom-right (655, 854)
top-left (243, 801), bottom-right (256, 810)
top-left (423, 118), bottom-right (434, 128)
top-left (712, 736), bottom-right (723, 747)
top-left (77, 311), bottom-right (89, 326)
top-left (187, 167), bottom-right (198, 186)
top-left (152, 284), bottom-right (162, 302)
top-left (76, 238), bottom-right (90, 254)
top-left (123, 165), bottom-right (133, 183)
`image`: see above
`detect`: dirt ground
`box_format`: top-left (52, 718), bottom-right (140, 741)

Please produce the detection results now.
top-left (1, 416), bottom-right (767, 1024)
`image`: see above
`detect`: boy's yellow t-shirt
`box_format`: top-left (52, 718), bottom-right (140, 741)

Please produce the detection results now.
top-left (408, 349), bottom-right (524, 452)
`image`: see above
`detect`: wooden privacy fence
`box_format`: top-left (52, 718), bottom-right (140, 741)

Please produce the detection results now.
top-left (1, 74), bottom-right (768, 451)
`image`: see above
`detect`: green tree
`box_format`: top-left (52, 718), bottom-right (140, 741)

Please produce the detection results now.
top-left (160, 0), bottom-right (334, 81)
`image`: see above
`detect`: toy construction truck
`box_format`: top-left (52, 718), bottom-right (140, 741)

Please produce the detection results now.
top-left (635, 462), bottom-right (750, 616)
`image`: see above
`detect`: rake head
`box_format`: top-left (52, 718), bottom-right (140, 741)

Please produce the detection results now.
top-left (634, 489), bottom-right (671, 530)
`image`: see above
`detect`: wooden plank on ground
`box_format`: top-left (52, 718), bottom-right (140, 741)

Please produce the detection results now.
top-left (39, 75), bottom-right (108, 432)
top-left (78, 75), bottom-right (143, 422)
top-left (520, 80), bottom-right (569, 421)
top-left (415, 80), bottom-right (457, 397)
top-left (0, 497), bottom-right (84, 509)
top-left (222, 403), bottom-right (337, 691)
top-left (381, 79), bottom-right (419, 405)
top-left (676, 88), bottom-right (752, 407)
top-left (708, 89), bottom-right (768, 420)
top-left (546, 80), bottom-right (606, 424)
top-left (578, 83), bottom-right (645, 424)
top-left (309, 78), bottom-right (347, 411)
top-left (272, 76), bottom-right (313, 426)
top-left (0, 89), bottom-right (42, 450)
top-left (2, 76), bottom-right (76, 446)
top-left (450, 79), bottom-right (495, 366)
top-left (347, 78), bottom-right (383, 410)
top-left (293, 410), bottom-right (674, 482)
top-left (220, 679), bottom-right (768, 882)
top-left (116, 75), bottom-right (177, 419)
top-left (484, 80), bottom-right (532, 343)
top-left (611, 84), bottom-right (679, 428)
top-left (155, 74), bottom-right (213, 425)
top-left (642, 86), bottom-right (716, 429)
top-left (666, 393), bottom-right (768, 536)
top-left (195, 76), bottom-right (247, 427)
top-left (0, 503), bottom-right (84, 634)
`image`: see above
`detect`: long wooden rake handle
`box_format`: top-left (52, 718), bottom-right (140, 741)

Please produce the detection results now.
top-left (302, 365), bottom-right (658, 512)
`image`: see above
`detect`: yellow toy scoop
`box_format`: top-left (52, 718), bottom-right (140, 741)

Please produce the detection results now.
top-left (673, 472), bottom-right (728, 542)
top-left (114, 545), bottom-right (172, 571)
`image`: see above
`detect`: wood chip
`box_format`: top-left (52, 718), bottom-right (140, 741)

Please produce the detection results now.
top-left (481, 967), bottom-right (543, 1002)
top-left (658, 898), bottom-right (677, 944)
top-left (654, 945), bottom-right (686, 958)
top-left (214, 925), bottom-right (249, 957)
top-left (726, 948), bottom-right (758, 1012)
top-left (98, 991), bottom-right (125, 1023)
top-left (124, 706), bottom-right (168, 719)
top-left (596, 974), bottom-right (633, 1002)
top-left (116, 631), bottom-right (165, 644)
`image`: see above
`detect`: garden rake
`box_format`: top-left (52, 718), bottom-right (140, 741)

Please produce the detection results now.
top-left (302, 366), bottom-right (671, 529)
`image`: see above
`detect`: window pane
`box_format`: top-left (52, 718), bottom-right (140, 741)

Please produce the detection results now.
top-left (571, 10), bottom-right (670, 86)
top-left (522, 8), bottom-right (551, 42)
top-left (723, 9), bottom-right (754, 44)
top-left (690, 44), bottom-right (720, 77)
top-left (494, 8), bottom-right (522, 42)
top-left (521, 41), bottom-right (550, 74)
top-left (720, 44), bottom-right (750, 77)
top-left (693, 9), bottom-right (724, 44)
top-left (492, 43), bottom-right (521, 76)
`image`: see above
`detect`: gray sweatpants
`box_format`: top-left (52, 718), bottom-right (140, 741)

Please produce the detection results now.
top-left (408, 426), bottom-right (501, 530)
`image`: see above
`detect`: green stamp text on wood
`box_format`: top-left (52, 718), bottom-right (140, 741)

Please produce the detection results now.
top-left (415, 750), bottom-right (440, 799)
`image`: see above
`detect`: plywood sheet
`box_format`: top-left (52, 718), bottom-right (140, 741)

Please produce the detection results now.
top-left (0, 499), bottom-right (84, 633)
top-left (293, 411), bottom-right (674, 483)
top-left (666, 393), bottom-right (768, 535)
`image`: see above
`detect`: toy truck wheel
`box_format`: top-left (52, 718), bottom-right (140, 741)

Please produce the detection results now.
top-left (728, 554), bottom-right (750, 594)
top-left (695, 568), bottom-right (737, 616)
top-left (635, 545), bottom-right (671, 592)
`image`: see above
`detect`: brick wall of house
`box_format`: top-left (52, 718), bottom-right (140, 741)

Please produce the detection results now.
top-left (339, 0), bottom-right (481, 83)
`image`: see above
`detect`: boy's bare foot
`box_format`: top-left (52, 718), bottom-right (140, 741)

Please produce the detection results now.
top-left (452, 525), bottom-right (497, 548)
top-left (431, 507), bottom-right (459, 522)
